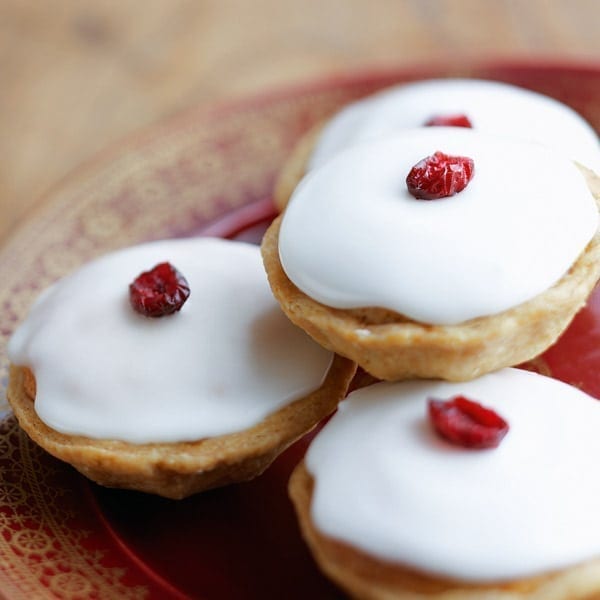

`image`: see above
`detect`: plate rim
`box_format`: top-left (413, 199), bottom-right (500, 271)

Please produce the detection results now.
top-left (3, 57), bottom-right (599, 252)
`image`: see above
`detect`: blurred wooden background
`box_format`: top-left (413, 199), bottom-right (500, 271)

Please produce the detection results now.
top-left (1, 0), bottom-right (599, 241)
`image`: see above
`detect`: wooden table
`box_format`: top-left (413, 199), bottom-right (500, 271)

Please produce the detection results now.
top-left (1, 0), bottom-right (599, 242)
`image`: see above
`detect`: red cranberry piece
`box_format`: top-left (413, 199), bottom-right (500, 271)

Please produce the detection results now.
top-left (129, 262), bottom-right (190, 318)
top-left (406, 151), bottom-right (475, 200)
top-left (428, 395), bottom-right (509, 449)
top-left (425, 114), bottom-right (473, 128)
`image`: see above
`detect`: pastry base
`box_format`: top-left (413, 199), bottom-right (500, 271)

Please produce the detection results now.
top-left (289, 462), bottom-right (600, 600)
top-left (7, 357), bottom-right (355, 499)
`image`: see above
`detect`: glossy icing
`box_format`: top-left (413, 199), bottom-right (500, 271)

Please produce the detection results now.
top-left (309, 78), bottom-right (600, 173)
top-left (8, 238), bottom-right (332, 443)
top-left (306, 368), bottom-right (600, 581)
top-left (279, 128), bottom-right (598, 325)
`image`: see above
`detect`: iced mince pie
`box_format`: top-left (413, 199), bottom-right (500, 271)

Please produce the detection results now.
top-left (7, 238), bottom-right (355, 498)
top-left (262, 128), bottom-right (600, 381)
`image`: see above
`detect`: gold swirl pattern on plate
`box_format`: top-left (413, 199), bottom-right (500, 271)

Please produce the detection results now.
top-left (0, 417), bottom-right (147, 599)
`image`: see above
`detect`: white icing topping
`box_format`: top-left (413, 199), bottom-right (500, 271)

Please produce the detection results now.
top-left (8, 238), bottom-right (332, 444)
top-left (306, 368), bottom-right (600, 581)
top-left (310, 78), bottom-right (600, 173)
top-left (279, 128), bottom-right (598, 325)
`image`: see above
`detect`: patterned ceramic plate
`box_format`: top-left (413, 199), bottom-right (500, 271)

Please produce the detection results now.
top-left (0, 62), bottom-right (599, 599)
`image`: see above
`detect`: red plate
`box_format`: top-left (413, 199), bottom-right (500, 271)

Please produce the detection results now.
top-left (0, 62), bottom-right (599, 599)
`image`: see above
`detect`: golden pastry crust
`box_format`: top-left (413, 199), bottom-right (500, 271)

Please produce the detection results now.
top-left (261, 171), bottom-right (600, 382)
top-left (7, 357), bottom-right (355, 499)
top-left (273, 123), bottom-right (323, 212)
top-left (289, 462), bottom-right (600, 600)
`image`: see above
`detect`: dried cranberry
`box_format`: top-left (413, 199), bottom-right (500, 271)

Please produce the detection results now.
top-left (406, 151), bottom-right (474, 200)
top-left (428, 395), bottom-right (509, 449)
top-left (129, 262), bottom-right (190, 317)
top-left (425, 114), bottom-right (473, 128)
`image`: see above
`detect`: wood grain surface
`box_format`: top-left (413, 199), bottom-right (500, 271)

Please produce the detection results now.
top-left (1, 0), bottom-right (599, 242)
